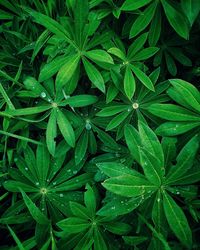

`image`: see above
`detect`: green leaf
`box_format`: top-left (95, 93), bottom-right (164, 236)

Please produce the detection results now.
top-left (139, 148), bottom-right (162, 186)
top-left (102, 175), bottom-right (157, 197)
top-left (131, 65), bottom-right (155, 91)
top-left (36, 145), bottom-right (50, 185)
top-left (75, 131), bottom-right (88, 164)
top-left (161, 0), bottom-right (189, 39)
top-left (138, 121), bottom-right (164, 167)
top-left (163, 191), bottom-right (192, 248)
top-left (22, 7), bottom-right (70, 39)
top-left (97, 162), bottom-right (142, 178)
top-left (121, 0), bottom-right (152, 11)
top-left (65, 95), bottom-right (98, 107)
top-left (148, 104), bottom-right (200, 121)
top-left (82, 57), bottom-right (105, 93)
top-left (70, 201), bottom-right (90, 219)
top-left (128, 32), bottom-right (148, 60)
top-left (166, 135), bottom-right (199, 184)
top-left (39, 55), bottom-right (71, 82)
top-left (123, 236), bottom-right (148, 246)
top-left (56, 217), bottom-right (89, 233)
top-left (56, 54), bottom-right (80, 89)
top-left (124, 124), bottom-right (141, 163)
top-left (104, 222), bottom-right (131, 235)
top-left (21, 190), bottom-right (49, 225)
top-left (148, 5), bottom-right (161, 46)
top-left (93, 227), bottom-right (107, 250)
top-left (96, 105), bottom-right (128, 117)
top-left (46, 109), bottom-right (57, 156)
top-left (85, 49), bottom-right (114, 64)
top-left (133, 47), bottom-right (159, 61)
top-left (57, 110), bottom-right (75, 147)
top-left (129, 2), bottom-right (157, 38)
top-left (84, 184), bottom-right (96, 215)
top-left (169, 79), bottom-right (200, 112)
top-left (108, 47), bottom-right (126, 61)
top-left (181, 0), bottom-right (200, 25)
top-left (155, 121), bottom-right (200, 136)
top-left (7, 226), bottom-right (26, 250)
top-left (124, 66), bottom-right (135, 100)
top-left (1, 106), bottom-right (51, 116)
top-left (106, 111), bottom-right (130, 131)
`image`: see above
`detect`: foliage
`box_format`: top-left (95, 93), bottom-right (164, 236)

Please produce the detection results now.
top-left (0, 0), bottom-right (200, 249)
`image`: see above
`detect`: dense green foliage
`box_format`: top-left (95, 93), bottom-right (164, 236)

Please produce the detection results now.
top-left (0, 0), bottom-right (200, 249)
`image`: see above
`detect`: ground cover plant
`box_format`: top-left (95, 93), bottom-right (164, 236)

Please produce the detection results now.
top-left (0, 0), bottom-right (200, 249)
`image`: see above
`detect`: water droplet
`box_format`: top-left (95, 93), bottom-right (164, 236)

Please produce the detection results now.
top-left (59, 193), bottom-right (64, 197)
top-left (40, 92), bottom-right (46, 98)
top-left (25, 167), bottom-right (28, 171)
top-left (73, 170), bottom-right (77, 174)
top-left (111, 206), bottom-right (115, 210)
top-left (157, 198), bottom-right (161, 202)
top-left (53, 182), bottom-right (57, 185)
top-left (115, 153), bottom-right (120, 157)
top-left (67, 169), bottom-right (72, 173)
top-left (176, 191), bottom-right (180, 195)
top-left (14, 157), bottom-right (18, 162)
top-left (41, 208), bottom-right (45, 211)
top-left (35, 182), bottom-right (39, 186)
top-left (120, 201), bottom-right (124, 204)
top-left (127, 108), bottom-right (131, 112)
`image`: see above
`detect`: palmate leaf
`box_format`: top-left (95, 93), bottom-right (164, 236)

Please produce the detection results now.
top-left (163, 191), bottom-right (192, 248)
